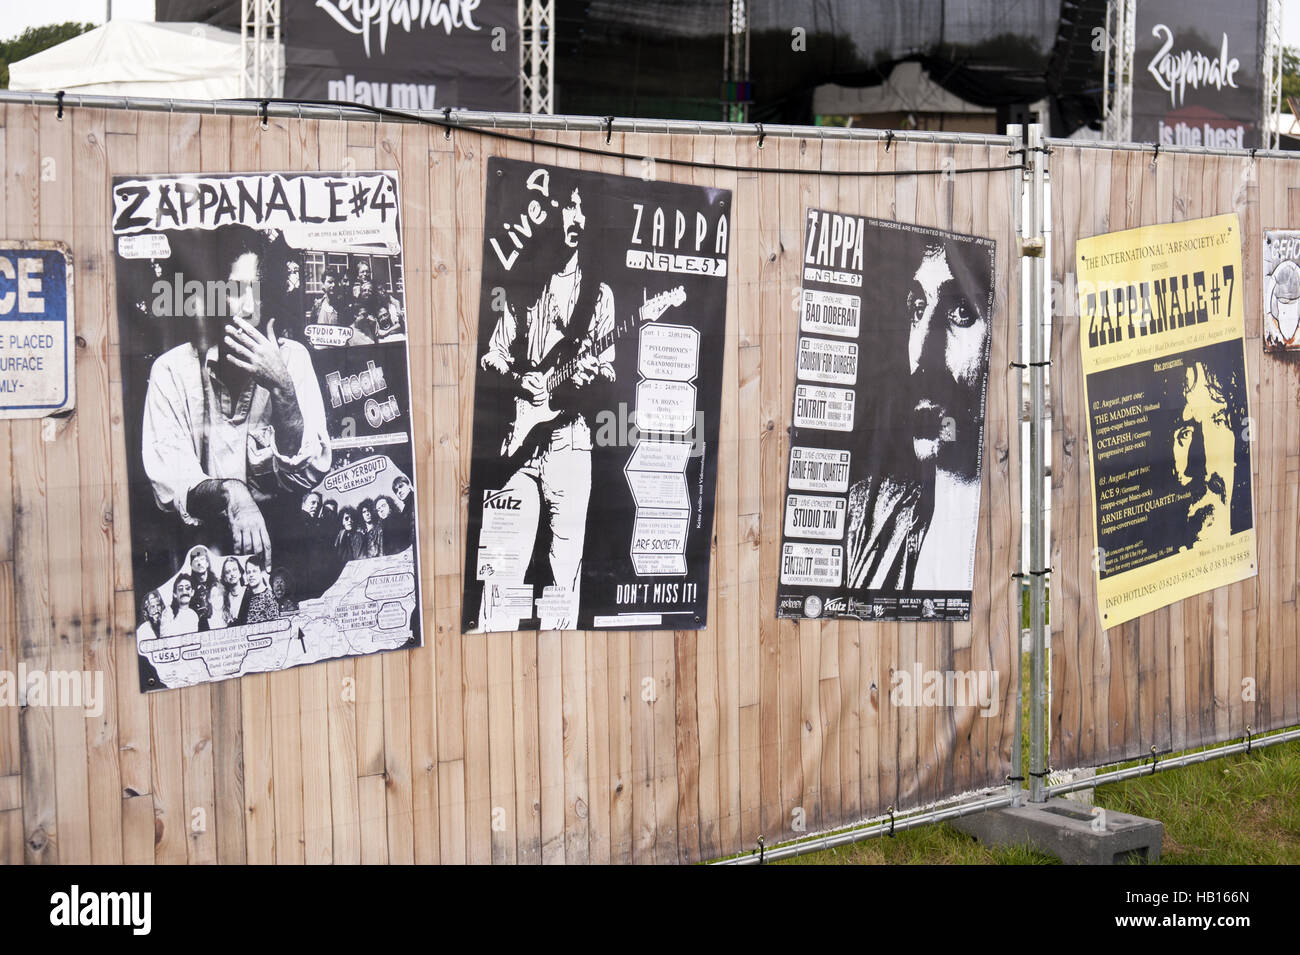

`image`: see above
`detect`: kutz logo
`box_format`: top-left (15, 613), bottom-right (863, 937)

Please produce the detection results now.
top-left (483, 490), bottom-right (522, 510)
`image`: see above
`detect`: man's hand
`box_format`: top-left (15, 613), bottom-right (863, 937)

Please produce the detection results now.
top-left (520, 371), bottom-right (548, 406)
top-left (222, 480), bottom-right (272, 563)
top-left (187, 478), bottom-right (272, 563)
top-left (572, 354), bottom-right (601, 389)
top-left (224, 316), bottom-right (295, 397)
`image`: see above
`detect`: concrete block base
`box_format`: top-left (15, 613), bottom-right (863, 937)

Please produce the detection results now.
top-left (951, 797), bottom-right (1163, 864)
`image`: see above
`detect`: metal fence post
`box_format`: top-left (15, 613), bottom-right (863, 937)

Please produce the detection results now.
top-left (1026, 123), bottom-right (1049, 804)
top-left (1007, 123), bottom-right (1025, 799)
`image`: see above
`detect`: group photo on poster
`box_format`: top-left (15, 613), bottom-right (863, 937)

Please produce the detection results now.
top-left (462, 157), bottom-right (731, 633)
top-left (1077, 213), bottom-right (1256, 628)
top-left (112, 171), bottom-right (422, 690)
top-left (776, 211), bottom-right (996, 622)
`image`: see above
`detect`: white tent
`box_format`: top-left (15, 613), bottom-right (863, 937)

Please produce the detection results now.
top-left (8, 20), bottom-right (259, 100)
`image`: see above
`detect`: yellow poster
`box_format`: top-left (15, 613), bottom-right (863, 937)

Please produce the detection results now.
top-left (1077, 214), bottom-right (1256, 629)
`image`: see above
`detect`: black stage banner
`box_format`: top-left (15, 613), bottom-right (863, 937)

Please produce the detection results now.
top-left (283, 0), bottom-right (520, 111)
top-left (776, 212), bottom-right (995, 622)
top-left (1133, 0), bottom-right (1262, 149)
top-left (112, 170), bottom-right (422, 690)
top-left (463, 157), bottom-right (731, 633)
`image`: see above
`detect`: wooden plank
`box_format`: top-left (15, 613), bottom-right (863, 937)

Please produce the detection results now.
top-left (239, 674), bottom-right (275, 863)
top-left (121, 793), bottom-right (155, 865)
top-left (8, 102), bottom-right (58, 866)
top-left (68, 104), bottom-right (124, 866)
top-left (0, 563), bottom-right (17, 782)
top-left (512, 628), bottom-right (542, 864)
top-left (299, 662), bottom-right (333, 864)
top-left (37, 104), bottom-right (94, 866)
top-left (0, 809), bottom-right (20, 865)
top-left (709, 132), bottom-right (743, 856)
top-left (538, 628), bottom-right (565, 863)
top-left (269, 669), bottom-right (305, 864)
top-left (358, 773), bottom-right (389, 864)
top-left (326, 658), bottom-right (361, 864)
top-left (433, 576), bottom-right (464, 863)
top-left (401, 118), bottom-right (441, 868)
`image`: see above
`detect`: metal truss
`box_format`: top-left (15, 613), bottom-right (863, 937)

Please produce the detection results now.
top-left (241, 0), bottom-right (283, 99)
top-left (1102, 0), bottom-right (1134, 143)
top-left (1262, 0), bottom-right (1283, 149)
top-left (519, 0), bottom-right (554, 114)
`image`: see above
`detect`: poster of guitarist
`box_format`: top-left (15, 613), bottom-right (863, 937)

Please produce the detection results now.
top-left (463, 158), bottom-right (731, 634)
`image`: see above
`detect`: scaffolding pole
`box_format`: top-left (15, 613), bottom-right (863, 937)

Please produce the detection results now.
top-left (1026, 124), bottom-right (1049, 804)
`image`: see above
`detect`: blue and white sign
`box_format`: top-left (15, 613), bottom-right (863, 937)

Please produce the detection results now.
top-left (0, 242), bottom-right (74, 418)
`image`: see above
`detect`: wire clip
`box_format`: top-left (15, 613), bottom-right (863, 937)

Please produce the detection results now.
top-left (603, 115), bottom-right (614, 144)
top-left (755, 123), bottom-right (765, 149)
top-left (1244, 725), bottom-right (1254, 754)
top-left (886, 806), bottom-right (896, 837)
top-left (754, 834), bottom-right (766, 864)
top-left (885, 130), bottom-right (894, 152)
top-left (56, 91), bottom-right (65, 121)
top-left (443, 106), bottom-right (452, 139)
top-left (258, 100), bottom-right (269, 128)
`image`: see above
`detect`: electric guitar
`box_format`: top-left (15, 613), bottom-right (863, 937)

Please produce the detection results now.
top-left (501, 285), bottom-right (686, 460)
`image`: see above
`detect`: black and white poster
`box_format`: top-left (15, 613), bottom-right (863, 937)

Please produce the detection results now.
top-left (1133, 0), bottom-right (1262, 149)
top-left (112, 170), bottom-right (422, 690)
top-left (462, 157), bottom-right (731, 633)
top-left (776, 212), bottom-right (995, 622)
top-left (1263, 230), bottom-right (1300, 351)
top-left (284, 0), bottom-right (520, 111)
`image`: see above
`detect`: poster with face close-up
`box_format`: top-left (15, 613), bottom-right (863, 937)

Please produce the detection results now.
top-left (462, 157), bottom-right (731, 634)
top-left (1263, 230), bottom-right (1300, 351)
top-left (1077, 213), bottom-right (1256, 629)
top-left (112, 170), bottom-right (422, 691)
top-left (776, 211), bottom-right (996, 622)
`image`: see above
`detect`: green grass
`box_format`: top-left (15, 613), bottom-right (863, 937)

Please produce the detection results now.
top-left (764, 591), bottom-right (1300, 865)
top-left (769, 738), bottom-right (1300, 864)
top-left (1095, 740), bottom-right (1300, 864)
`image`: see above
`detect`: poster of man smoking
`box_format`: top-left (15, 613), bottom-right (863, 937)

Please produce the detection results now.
top-left (112, 170), bottom-right (422, 691)
top-left (776, 212), bottom-right (996, 622)
top-left (462, 157), bottom-right (731, 633)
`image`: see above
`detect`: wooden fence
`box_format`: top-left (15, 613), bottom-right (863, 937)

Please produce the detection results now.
top-left (0, 103), bottom-right (1019, 864)
top-left (1050, 142), bottom-right (1300, 769)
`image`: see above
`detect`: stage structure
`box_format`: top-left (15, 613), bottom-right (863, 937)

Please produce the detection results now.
top-left (1102, 0), bottom-right (1283, 149)
top-left (240, 0), bottom-right (283, 99)
top-left (238, 0), bottom-right (554, 113)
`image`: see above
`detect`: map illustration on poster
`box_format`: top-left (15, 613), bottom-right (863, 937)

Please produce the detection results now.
top-left (1077, 214), bottom-right (1256, 628)
top-left (776, 211), bottom-right (996, 622)
top-left (1132, 0), bottom-right (1262, 149)
top-left (112, 170), bottom-right (422, 690)
top-left (462, 157), bottom-right (731, 633)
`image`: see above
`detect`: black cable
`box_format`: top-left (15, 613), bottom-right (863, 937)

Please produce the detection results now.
top-left (247, 98), bottom-right (1025, 179)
